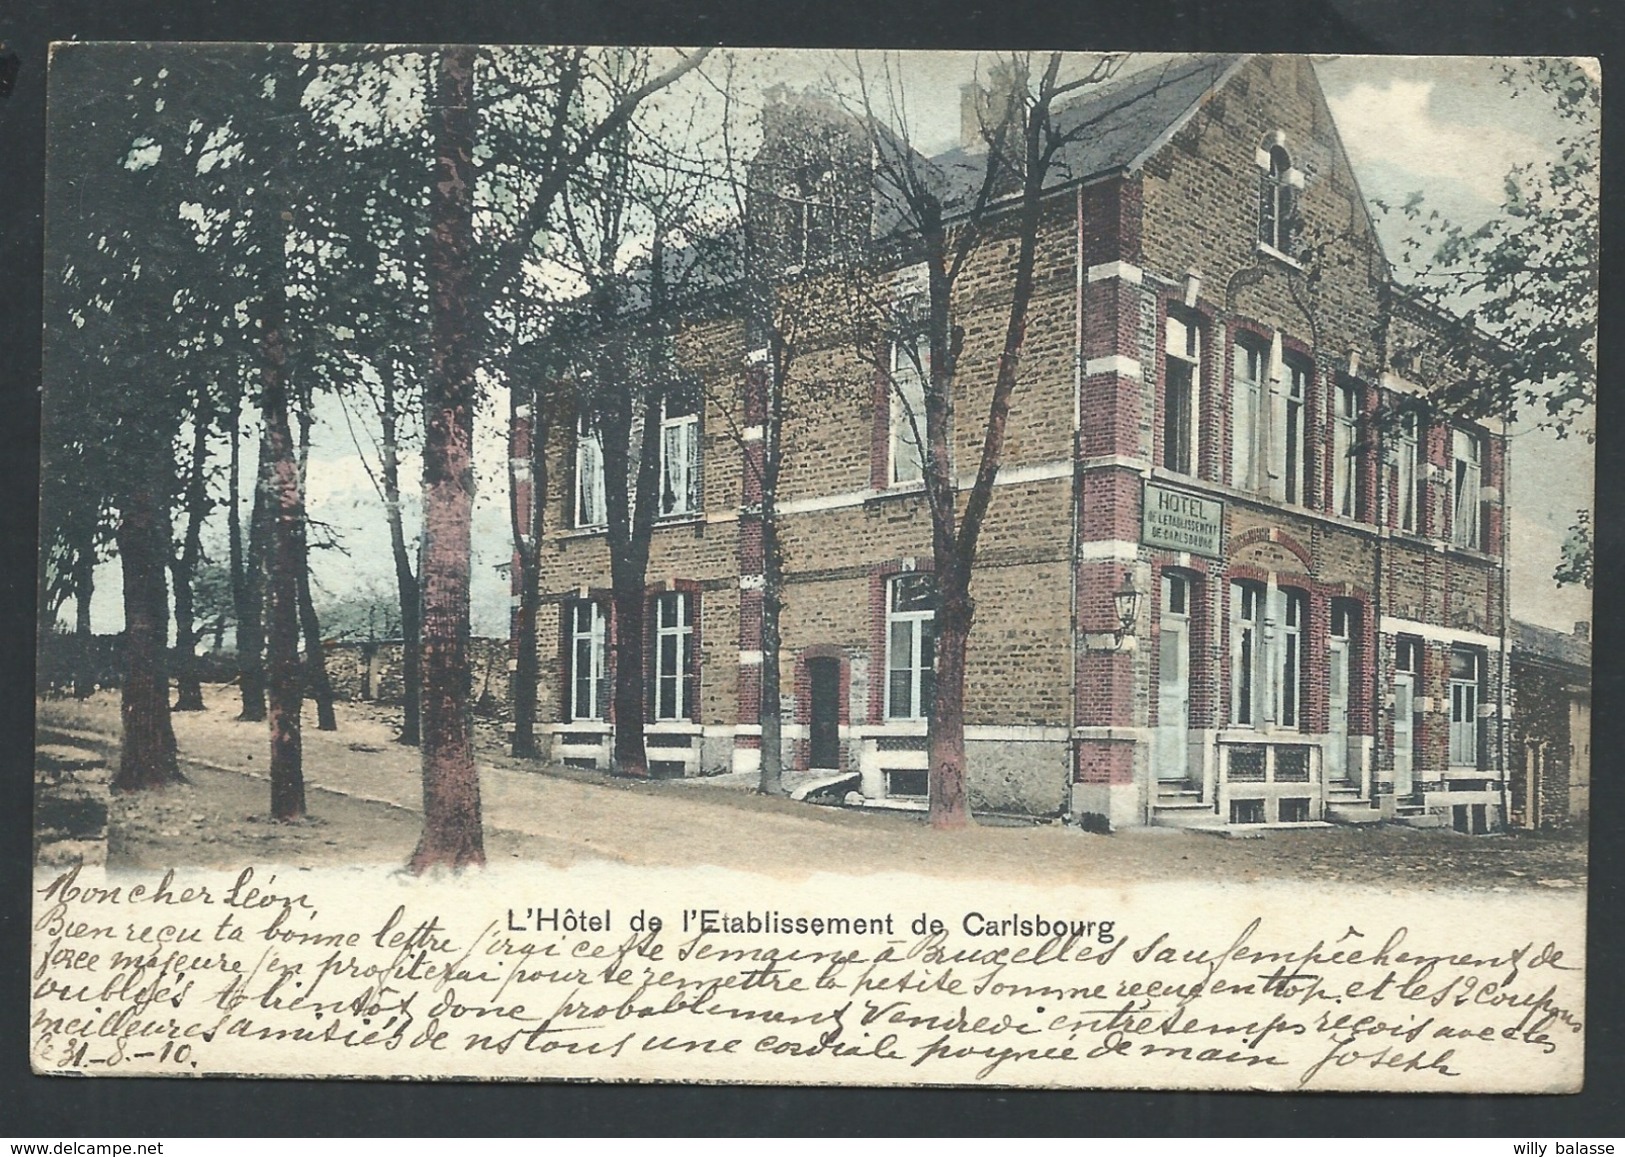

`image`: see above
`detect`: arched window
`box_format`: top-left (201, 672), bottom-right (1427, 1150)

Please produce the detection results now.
top-left (1229, 580), bottom-right (1307, 729)
top-left (1259, 144), bottom-right (1296, 255)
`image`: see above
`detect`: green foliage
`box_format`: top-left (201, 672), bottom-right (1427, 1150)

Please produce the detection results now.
top-left (1554, 510), bottom-right (1593, 590)
top-left (1380, 59), bottom-right (1598, 437)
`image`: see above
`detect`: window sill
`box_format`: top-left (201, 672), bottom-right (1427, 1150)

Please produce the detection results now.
top-left (647, 720), bottom-right (703, 735)
top-left (1255, 241), bottom-right (1304, 271)
top-left (852, 719), bottom-right (929, 738)
top-left (557, 524), bottom-right (608, 541)
top-left (1445, 542), bottom-right (1499, 564)
top-left (863, 482), bottom-right (927, 507)
top-left (655, 512), bottom-right (706, 532)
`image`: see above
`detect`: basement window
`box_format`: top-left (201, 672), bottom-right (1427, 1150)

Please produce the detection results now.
top-left (885, 769), bottom-right (929, 798)
top-left (1230, 798), bottom-right (1265, 825)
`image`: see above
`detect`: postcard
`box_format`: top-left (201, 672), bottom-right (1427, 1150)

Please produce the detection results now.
top-left (32, 46), bottom-right (1594, 1090)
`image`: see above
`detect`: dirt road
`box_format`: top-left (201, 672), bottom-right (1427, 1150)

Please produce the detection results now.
top-left (36, 690), bottom-right (1586, 890)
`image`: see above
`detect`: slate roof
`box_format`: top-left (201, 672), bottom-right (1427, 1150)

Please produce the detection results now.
top-left (932, 54), bottom-right (1243, 195)
top-left (894, 53), bottom-right (1243, 229)
top-left (1512, 620), bottom-right (1592, 672)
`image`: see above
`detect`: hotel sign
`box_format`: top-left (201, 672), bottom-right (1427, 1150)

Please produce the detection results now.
top-left (1142, 482), bottom-right (1224, 558)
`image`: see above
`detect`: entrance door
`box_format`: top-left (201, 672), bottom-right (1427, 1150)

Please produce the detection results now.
top-left (1392, 672), bottom-right (1415, 798)
top-left (1156, 574), bottom-right (1191, 782)
top-left (1326, 636), bottom-right (1350, 782)
top-left (808, 657), bottom-right (841, 770)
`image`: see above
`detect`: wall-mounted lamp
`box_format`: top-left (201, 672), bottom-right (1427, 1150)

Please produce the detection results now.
top-left (1105, 576), bottom-right (1142, 652)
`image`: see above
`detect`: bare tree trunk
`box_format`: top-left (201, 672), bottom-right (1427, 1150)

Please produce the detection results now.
top-left (232, 393), bottom-right (269, 722)
top-left (926, 583), bottom-right (973, 829)
top-left (110, 470), bottom-right (182, 792)
top-left (757, 510), bottom-right (785, 795)
top-left (411, 45), bottom-right (484, 871)
top-left (71, 541), bottom-right (95, 700)
top-left (609, 574), bottom-right (648, 778)
top-left (171, 392), bottom-right (212, 712)
top-left (295, 404), bottom-right (338, 731)
top-left (379, 364), bottom-right (421, 746)
top-left (508, 379), bottom-right (547, 759)
top-left (295, 558), bottom-right (336, 730)
top-left (260, 307), bottom-right (307, 822)
top-left (757, 347), bottom-right (787, 795)
top-left (601, 372), bottom-right (662, 780)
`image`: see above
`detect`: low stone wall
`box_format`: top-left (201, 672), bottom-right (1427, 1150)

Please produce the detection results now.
top-left (324, 638), bottom-right (511, 719)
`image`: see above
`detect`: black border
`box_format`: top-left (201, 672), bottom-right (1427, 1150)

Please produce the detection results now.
top-left (3, 0), bottom-right (1621, 1137)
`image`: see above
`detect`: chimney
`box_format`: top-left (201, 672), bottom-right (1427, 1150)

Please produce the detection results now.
top-left (960, 62), bottom-right (1024, 153)
top-left (1574, 621), bottom-right (1590, 642)
top-left (960, 81), bottom-right (988, 152)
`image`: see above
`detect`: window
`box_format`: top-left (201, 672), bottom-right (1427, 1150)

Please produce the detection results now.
top-left (652, 592), bottom-right (694, 722)
top-left (568, 600), bottom-right (608, 722)
top-left (1230, 581), bottom-right (1305, 729)
top-left (1396, 412), bottom-right (1420, 533)
top-left (1162, 311), bottom-right (1201, 474)
top-left (1231, 581), bottom-right (1263, 726)
top-left (1449, 647), bottom-right (1483, 767)
top-left (1231, 338), bottom-right (1266, 491)
top-left (1396, 636), bottom-right (1422, 676)
top-left (1451, 429), bottom-right (1483, 550)
top-left (1258, 144), bottom-right (1297, 255)
top-left (1279, 589), bottom-right (1304, 730)
top-left (776, 168), bottom-right (838, 267)
top-left (1333, 382), bottom-right (1359, 518)
top-left (658, 382), bottom-right (701, 517)
top-left (574, 416), bottom-right (606, 528)
top-left (890, 332), bottom-right (927, 485)
top-left (885, 573), bottom-right (935, 720)
top-left (1230, 798), bottom-right (1266, 825)
top-left (1276, 356), bottom-right (1309, 504)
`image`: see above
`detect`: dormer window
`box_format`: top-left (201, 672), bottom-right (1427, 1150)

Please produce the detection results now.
top-left (777, 165), bottom-right (838, 268)
top-left (1257, 142), bottom-right (1300, 257)
top-left (658, 381), bottom-right (701, 518)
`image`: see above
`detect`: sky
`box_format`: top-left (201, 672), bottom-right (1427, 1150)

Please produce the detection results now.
top-left (74, 50), bottom-right (1596, 640)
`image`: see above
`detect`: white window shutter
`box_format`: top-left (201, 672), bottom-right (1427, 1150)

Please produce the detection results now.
top-left (1265, 585), bottom-right (1287, 726)
top-left (1266, 333), bottom-right (1285, 499)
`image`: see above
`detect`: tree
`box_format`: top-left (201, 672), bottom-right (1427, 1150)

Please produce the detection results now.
top-left (169, 381), bottom-right (216, 712)
top-left (411, 44), bottom-right (484, 868)
top-left (505, 345), bottom-right (560, 759)
top-left (711, 81), bottom-right (866, 795)
top-left (1382, 59), bottom-right (1597, 439)
top-left (547, 50), bottom-right (726, 781)
top-left (1555, 511), bottom-right (1592, 590)
top-left (850, 52), bottom-right (1139, 827)
top-left (43, 44), bottom-right (218, 791)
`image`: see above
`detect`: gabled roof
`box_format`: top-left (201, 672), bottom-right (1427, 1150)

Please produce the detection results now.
top-left (920, 54), bottom-right (1245, 210)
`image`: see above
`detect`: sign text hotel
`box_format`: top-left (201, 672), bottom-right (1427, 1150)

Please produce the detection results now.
top-left (1142, 482), bottom-right (1224, 558)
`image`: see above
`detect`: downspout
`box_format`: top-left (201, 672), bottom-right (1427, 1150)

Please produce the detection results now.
top-left (1068, 184), bottom-right (1085, 824)
top-left (1498, 416), bottom-right (1511, 827)
top-left (1370, 374), bottom-right (1386, 809)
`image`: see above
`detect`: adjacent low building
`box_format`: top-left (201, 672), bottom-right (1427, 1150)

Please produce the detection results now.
top-left (511, 54), bottom-right (1512, 831)
top-left (1509, 620), bottom-right (1591, 829)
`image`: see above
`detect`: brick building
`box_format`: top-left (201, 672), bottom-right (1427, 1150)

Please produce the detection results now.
top-left (511, 54), bottom-right (1512, 831)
